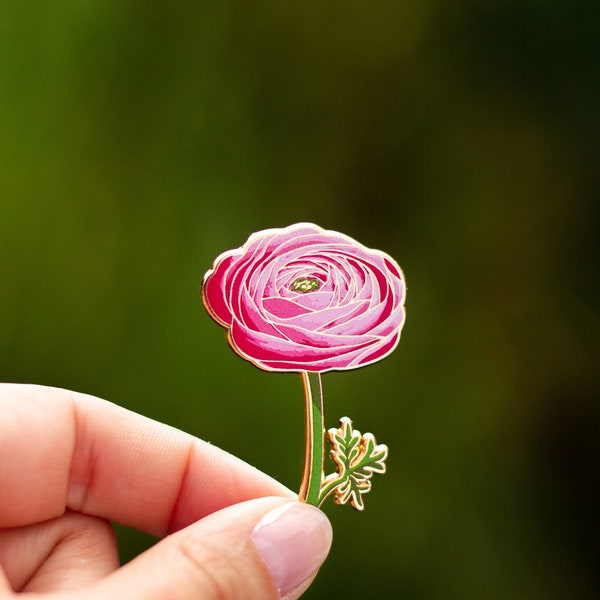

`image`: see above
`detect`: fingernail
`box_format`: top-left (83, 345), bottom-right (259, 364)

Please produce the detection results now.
top-left (252, 502), bottom-right (333, 599)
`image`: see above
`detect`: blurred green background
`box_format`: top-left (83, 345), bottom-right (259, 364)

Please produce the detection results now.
top-left (1, 1), bottom-right (599, 598)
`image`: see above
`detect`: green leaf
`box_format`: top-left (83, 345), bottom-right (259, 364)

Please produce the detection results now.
top-left (320, 416), bottom-right (388, 511)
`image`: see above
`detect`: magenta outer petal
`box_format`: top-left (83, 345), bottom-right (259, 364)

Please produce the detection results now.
top-left (201, 223), bottom-right (406, 373)
top-left (202, 253), bottom-right (238, 326)
top-left (228, 320), bottom-right (381, 373)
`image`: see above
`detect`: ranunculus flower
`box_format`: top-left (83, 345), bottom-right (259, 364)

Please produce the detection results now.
top-left (202, 223), bottom-right (406, 373)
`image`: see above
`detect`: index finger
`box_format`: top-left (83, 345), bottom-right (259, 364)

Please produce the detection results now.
top-left (0, 384), bottom-right (293, 536)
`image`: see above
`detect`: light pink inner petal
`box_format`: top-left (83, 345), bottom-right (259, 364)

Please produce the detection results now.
top-left (238, 289), bottom-right (283, 337)
top-left (348, 331), bottom-right (400, 368)
top-left (370, 307), bottom-right (406, 337)
top-left (276, 258), bottom-right (325, 286)
top-left (258, 327), bottom-right (402, 373)
top-left (272, 235), bottom-right (353, 258)
top-left (352, 278), bottom-right (375, 306)
top-left (263, 242), bottom-right (358, 286)
top-left (344, 257), bottom-right (368, 292)
top-left (254, 252), bottom-right (320, 298)
top-left (254, 225), bottom-right (326, 252)
top-left (326, 288), bottom-right (399, 336)
top-left (317, 300), bottom-right (371, 331)
top-left (280, 299), bottom-right (370, 331)
top-left (274, 322), bottom-right (378, 349)
top-left (247, 257), bottom-right (271, 293)
top-left (292, 291), bottom-right (335, 310)
top-left (248, 259), bottom-right (279, 304)
top-left (320, 255), bottom-right (352, 287)
top-left (278, 269), bottom-right (329, 298)
top-left (260, 242), bottom-right (328, 271)
top-left (334, 249), bottom-right (393, 293)
top-left (317, 257), bottom-right (368, 307)
top-left (226, 241), bottom-right (273, 305)
top-left (229, 320), bottom-right (379, 365)
top-left (331, 308), bottom-right (378, 335)
top-left (239, 229), bottom-right (327, 297)
top-left (252, 338), bottom-right (392, 373)
top-left (262, 297), bottom-right (312, 319)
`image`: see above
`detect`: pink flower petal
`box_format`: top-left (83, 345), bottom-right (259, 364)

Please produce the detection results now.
top-left (202, 253), bottom-right (238, 326)
top-left (262, 297), bottom-right (312, 319)
top-left (280, 300), bottom-right (370, 332)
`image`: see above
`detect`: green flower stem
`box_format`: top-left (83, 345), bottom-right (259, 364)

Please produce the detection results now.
top-left (298, 371), bottom-right (324, 505)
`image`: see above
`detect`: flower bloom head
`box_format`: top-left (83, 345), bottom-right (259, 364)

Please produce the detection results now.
top-left (202, 223), bottom-right (406, 373)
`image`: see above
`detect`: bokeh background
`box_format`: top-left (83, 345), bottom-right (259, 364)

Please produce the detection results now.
top-left (1, 2), bottom-right (599, 598)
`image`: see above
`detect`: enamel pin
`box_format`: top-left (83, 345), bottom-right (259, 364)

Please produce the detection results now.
top-left (201, 223), bottom-right (406, 510)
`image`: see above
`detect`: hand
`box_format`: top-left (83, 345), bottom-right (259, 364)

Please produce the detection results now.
top-left (0, 384), bottom-right (332, 599)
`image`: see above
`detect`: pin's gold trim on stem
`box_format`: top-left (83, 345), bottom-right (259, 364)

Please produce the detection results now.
top-left (298, 371), bottom-right (324, 505)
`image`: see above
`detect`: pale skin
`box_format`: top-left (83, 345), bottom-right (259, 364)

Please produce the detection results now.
top-left (0, 384), bottom-right (333, 599)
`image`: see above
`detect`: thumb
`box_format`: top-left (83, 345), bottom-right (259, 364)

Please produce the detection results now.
top-left (94, 498), bottom-right (332, 600)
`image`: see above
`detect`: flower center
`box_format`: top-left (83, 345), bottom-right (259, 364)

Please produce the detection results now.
top-left (291, 277), bottom-right (321, 293)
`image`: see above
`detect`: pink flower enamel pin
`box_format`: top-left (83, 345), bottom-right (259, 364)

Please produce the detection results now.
top-left (202, 223), bottom-right (406, 510)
